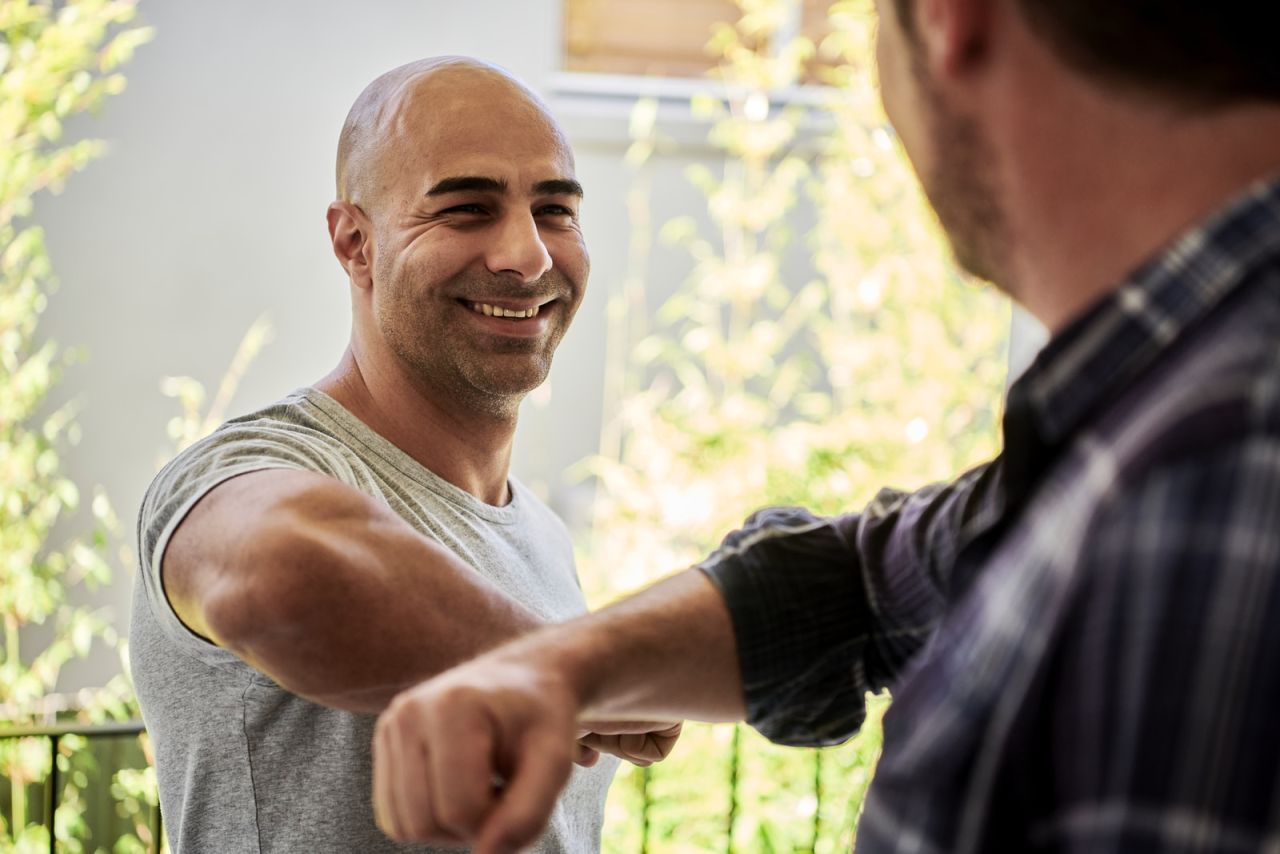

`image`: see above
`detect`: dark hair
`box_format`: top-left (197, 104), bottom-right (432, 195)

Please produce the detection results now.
top-left (891, 0), bottom-right (1280, 107)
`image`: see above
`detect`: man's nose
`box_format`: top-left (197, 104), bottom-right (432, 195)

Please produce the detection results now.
top-left (486, 211), bottom-right (553, 283)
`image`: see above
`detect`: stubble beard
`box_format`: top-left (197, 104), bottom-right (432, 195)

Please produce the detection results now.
top-left (914, 58), bottom-right (1011, 290)
top-left (377, 272), bottom-right (565, 422)
top-left (439, 336), bottom-right (557, 420)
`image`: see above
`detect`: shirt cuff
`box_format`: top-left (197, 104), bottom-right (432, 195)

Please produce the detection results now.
top-left (697, 505), bottom-right (874, 747)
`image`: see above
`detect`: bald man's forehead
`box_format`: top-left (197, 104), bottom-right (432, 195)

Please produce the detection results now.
top-left (371, 92), bottom-right (576, 220)
top-left (391, 112), bottom-right (578, 195)
top-left (400, 67), bottom-right (563, 136)
top-left (336, 59), bottom-right (573, 208)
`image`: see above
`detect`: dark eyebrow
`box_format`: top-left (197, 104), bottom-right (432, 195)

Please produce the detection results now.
top-left (425, 175), bottom-right (584, 199)
top-left (533, 179), bottom-right (584, 199)
top-left (425, 176), bottom-right (508, 197)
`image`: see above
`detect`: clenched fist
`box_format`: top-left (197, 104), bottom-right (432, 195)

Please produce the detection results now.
top-left (373, 655), bottom-right (681, 852)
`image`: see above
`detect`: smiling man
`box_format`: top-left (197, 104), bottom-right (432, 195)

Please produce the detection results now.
top-left (372, 2), bottom-right (1280, 853)
top-left (129, 57), bottom-right (676, 853)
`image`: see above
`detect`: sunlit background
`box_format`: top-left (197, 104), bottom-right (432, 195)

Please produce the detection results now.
top-left (2, 0), bottom-right (1045, 849)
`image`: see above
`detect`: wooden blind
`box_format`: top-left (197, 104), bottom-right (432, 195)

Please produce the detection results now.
top-left (564, 0), bottom-right (837, 82)
top-left (564, 0), bottom-right (742, 78)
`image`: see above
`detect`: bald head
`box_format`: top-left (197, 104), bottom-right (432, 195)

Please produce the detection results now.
top-left (335, 57), bottom-right (569, 214)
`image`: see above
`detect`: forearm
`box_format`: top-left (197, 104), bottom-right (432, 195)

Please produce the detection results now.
top-left (485, 569), bottom-right (746, 725)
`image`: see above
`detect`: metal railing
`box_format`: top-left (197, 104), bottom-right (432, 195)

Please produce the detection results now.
top-left (4, 718), bottom-right (872, 853)
top-left (0, 720), bottom-right (161, 854)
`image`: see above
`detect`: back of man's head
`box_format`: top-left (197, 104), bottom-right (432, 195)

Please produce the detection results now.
top-left (891, 0), bottom-right (1279, 107)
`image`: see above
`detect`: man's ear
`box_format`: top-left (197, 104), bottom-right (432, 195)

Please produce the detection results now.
top-left (917, 0), bottom-right (991, 78)
top-left (327, 201), bottom-right (374, 290)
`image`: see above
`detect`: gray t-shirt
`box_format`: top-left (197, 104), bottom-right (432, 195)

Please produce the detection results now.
top-left (130, 388), bottom-right (616, 853)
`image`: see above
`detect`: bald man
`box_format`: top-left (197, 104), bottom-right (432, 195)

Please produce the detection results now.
top-left (129, 57), bottom-right (675, 854)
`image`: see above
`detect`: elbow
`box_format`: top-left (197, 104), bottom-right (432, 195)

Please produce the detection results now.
top-left (201, 518), bottom-right (397, 706)
top-left (200, 520), bottom-right (347, 659)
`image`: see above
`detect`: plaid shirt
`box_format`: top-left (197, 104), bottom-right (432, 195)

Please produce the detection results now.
top-left (700, 176), bottom-right (1280, 853)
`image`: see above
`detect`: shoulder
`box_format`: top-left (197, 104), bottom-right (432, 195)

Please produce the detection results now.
top-left (139, 393), bottom-right (373, 549)
top-left (1059, 274), bottom-right (1280, 618)
top-left (1083, 268), bottom-right (1280, 555)
top-left (158, 390), bottom-right (374, 483)
top-left (1102, 274), bottom-right (1280, 483)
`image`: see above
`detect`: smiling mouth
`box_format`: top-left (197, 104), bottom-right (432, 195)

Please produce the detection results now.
top-left (464, 299), bottom-right (551, 319)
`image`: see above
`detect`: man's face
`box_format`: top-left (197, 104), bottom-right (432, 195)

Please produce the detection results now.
top-left (367, 71), bottom-right (588, 413)
top-left (873, 0), bottom-right (1008, 286)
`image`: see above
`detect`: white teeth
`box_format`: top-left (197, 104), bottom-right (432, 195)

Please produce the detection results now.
top-left (471, 302), bottom-right (540, 319)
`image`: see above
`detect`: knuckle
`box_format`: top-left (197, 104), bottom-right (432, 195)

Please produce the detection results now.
top-left (436, 678), bottom-right (471, 701)
top-left (384, 691), bottom-right (412, 718)
top-left (373, 709), bottom-right (395, 739)
top-left (378, 698), bottom-right (413, 737)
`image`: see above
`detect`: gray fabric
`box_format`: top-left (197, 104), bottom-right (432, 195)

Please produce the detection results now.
top-left (130, 388), bottom-right (616, 853)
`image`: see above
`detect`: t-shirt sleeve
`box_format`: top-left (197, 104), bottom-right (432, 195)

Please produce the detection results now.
top-left (135, 420), bottom-right (366, 667)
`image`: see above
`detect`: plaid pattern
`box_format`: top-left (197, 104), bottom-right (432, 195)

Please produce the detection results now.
top-left (700, 176), bottom-right (1280, 853)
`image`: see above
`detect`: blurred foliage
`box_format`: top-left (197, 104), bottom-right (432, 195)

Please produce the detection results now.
top-left (0, 1), bottom-right (159, 850)
top-left (158, 315), bottom-right (272, 459)
top-left (0, 0), bottom-right (151, 717)
top-left (582, 0), bottom-right (1008, 850)
top-left (0, 0), bottom-right (151, 737)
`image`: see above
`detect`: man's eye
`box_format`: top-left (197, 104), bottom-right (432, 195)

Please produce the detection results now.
top-left (442, 204), bottom-right (487, 215)
top-left (538, 205), bottom-right (576, 217)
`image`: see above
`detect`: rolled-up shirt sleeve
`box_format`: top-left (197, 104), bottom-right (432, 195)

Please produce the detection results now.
top-left (698, 460), bottom-right (1001, 747)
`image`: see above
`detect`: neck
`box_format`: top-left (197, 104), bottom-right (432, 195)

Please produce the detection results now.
top-left (315, 347), bottom-right (518, 506)
top-left (988, 57), bottom-right (1280, 333)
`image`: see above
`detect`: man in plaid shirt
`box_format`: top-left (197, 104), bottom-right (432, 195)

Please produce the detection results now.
top-left (371, 0), bottom-right (1280, 851)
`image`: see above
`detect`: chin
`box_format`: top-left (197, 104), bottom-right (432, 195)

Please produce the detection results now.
top-left (469, 364), bottom-right (552, 399)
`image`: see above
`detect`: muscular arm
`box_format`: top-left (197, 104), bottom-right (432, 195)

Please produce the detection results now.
top-left (164, 468), bottom-right (543, 713)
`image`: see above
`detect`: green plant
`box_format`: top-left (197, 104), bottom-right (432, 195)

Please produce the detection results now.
top-left (583, 0), bottom-right (1008, 850)
top-left (157, 315), bottom-right (273, 457)
top-left (1, 0), bottom-right (151, 849)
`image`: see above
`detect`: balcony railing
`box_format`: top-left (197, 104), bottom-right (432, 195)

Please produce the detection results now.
top-left (3, 712), bottom-right (883, 852)
top-left (0, 720), bottom-right (161, 853)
